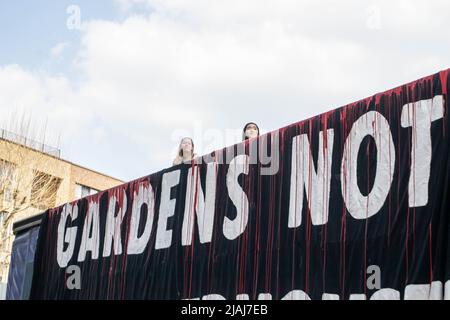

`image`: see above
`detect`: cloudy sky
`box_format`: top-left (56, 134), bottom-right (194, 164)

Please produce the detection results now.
top-left (0, 0), bottom-right (449, 182)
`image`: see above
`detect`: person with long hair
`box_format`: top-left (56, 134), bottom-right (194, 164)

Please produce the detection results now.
top-left (242, 122), bottom-right (260, 141)
top-left (173, 137), bottom-right (196, 165)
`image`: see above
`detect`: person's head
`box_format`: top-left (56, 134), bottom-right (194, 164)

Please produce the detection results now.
top-left (178, 137), bottom-right (194, 158)
top-left (242, 122), bottom-right (260, 140)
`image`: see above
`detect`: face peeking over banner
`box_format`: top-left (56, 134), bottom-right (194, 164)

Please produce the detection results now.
top-left (31, 69), bottom-right (450, 300)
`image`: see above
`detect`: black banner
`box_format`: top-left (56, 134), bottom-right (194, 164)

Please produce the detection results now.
top-left (30, 69), bottom-right (450, 300)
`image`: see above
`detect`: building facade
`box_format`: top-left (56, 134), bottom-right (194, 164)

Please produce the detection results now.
top-left (0, 132), bottom-right (123, 294)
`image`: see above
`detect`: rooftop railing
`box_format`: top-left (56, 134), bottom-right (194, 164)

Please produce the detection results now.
top-left (0, 129), bottom-right (61, 158)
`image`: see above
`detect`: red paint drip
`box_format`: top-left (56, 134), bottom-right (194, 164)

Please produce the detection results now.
top-left (363, 124), bottom-right (371, 296)
top-left (321, 113), bottom-right (329, 294)
top-left (387, 95), bottom-right (392, 248)
top-left (275, 129), bottom-right (285, 300)
top-left (440, 71), bottom-right (449, 138)
top-left (304, 119), bottom-right (313, 296)
top-left (440, 70), bottom-right (448, 97)
top-left (188, 165), bottom-right (200, 299)
top-left (290, 124), bottom-right (301, 296)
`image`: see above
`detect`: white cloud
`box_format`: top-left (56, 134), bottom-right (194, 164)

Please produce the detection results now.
top-left (1, 0), bottom-right (450, 181)
top-left (115, 0), bottom-right (151, 13)
top-left (50, 42), bottom-right (70, 58)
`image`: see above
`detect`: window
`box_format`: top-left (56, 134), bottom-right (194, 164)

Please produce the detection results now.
top-left (0, 211), bottom-right (5, 227)
top-left (30, 171), bottom-right (61, 210)
top-left (0, 160), bottom-right (16, 203)
top-left (74, 184), bottom-right (98, 200)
